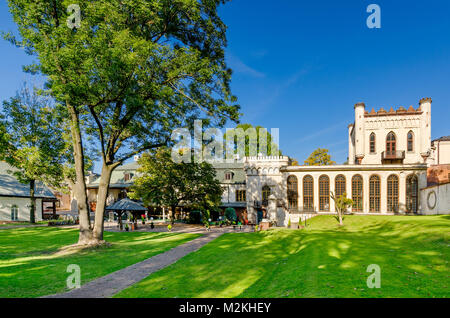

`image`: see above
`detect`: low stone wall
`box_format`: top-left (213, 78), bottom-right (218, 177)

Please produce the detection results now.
top-left (420, 183), bottom-right (450, 215)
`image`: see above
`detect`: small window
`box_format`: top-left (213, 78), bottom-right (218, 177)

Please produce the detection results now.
top-left (370, 133), bottom-right (376, 153)
top-left (124, 173), bottom-right (133, 182)
top-left (262, 185), bottom-right (271, 205)
top-left (407, 131), bottom-right (414, 152)
top-left (225, 172), bottom-right (234, 181)
top-left (11, 205), bottom-right (18, 221)
top-left (236, 190), bottom-right (246, 202)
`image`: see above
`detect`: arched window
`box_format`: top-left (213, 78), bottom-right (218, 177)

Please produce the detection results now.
top-left (406, 175), bottom-right (418, 213)
top-left (262, 185), bottom-right (270, 206)
top-left (11, 205), bottom-right (18, 221)
top-left (370, 133), bottom-right (376, 154)
top-left (287, 176), bottom-right (298, 209)
top-left (386, 132), bottom-right (396, 154)
top-left (387, 175), bottom-right (399, 212)
top-left (319, 175), bottom-right (330, 211)
top-left (303, 175), bottom-right (314, 211)
top-left (407, 131), bottom-right (414, 152)
top-left (335, 175), bottom-right (346, 198)
top-left (352, 175), bottom-right (363, 212)
top-left (369, 175), bottom-right (380, 212)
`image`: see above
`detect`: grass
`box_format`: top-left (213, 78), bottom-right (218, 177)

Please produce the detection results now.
top-left (116, 215), bottom-right (450, 298)
top-left (0, 227), bottom-right (200, 298)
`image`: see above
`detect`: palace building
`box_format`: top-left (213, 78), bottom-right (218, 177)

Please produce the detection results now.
top-left (244, 98), bottom-right (449, 226)
top-left (78, 97), bottom-right (448, 226)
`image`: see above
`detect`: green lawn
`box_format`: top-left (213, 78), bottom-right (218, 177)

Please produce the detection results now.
top-left (116, 215), bottom-right (450, 298)
top-left (0, 227), bottom-right (200, 298)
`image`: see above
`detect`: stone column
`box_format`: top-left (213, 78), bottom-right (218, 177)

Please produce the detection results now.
top-left (399, 172), bottom-right (406, 213)
top-left (380, 174), bottom-right (387, 214)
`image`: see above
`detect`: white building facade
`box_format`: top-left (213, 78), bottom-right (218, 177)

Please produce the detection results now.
top-left (244, 98), bottom-right (449, 226)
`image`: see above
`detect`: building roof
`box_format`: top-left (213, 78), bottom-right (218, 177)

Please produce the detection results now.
top-left (432, 136), bottom-right (450, 142)
top-left (212, 161), bottom-right (246, 183)
top-left (87, 160), bottom-right (247, 189)
top-left (106, 198), bottom-right (147, 212)
top-left (0, 162), bottom-right (56, 199)
top-left (87, 161), bottom-right (138, 189)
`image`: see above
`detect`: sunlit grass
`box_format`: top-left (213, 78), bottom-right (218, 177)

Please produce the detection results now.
top-left (116, 215), bottom-right (450, 298)
top-left (0, 227), bottom-right (200, 298)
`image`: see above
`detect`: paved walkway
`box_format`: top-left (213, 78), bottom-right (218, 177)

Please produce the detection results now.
top-left (44, 231), bottom-right (226, 298)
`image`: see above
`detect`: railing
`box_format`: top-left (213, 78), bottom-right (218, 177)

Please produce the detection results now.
top-left (382, 150), bottom-right (405, 160)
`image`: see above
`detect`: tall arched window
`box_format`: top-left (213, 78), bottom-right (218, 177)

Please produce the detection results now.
top-left (407, 131), bottom-right (414, 152)
top-left (262, 185), bottom-right (271, 206)
top-left (287, 176), bottom-right (298, 210)
top-left (303, 175), bottom-right (314, 211)
top-left (11, 205), bottom-right (18, 221)
top-left (386, 132), bottom-right (396, 154)
top-left (369, 175), bottom-right (380, 212)
top-left (319, 175), bottom-right (330, 211)
top-left (352, 175), bottom-right (363, 212)
top-left (387, 175), bottom-right (399, 212)
top-left (335, 175), bottom-right (346, 198)
top-left (406, 174), bottom-right (418, 213)
top-left (370, 133), bottom-right (376, 154)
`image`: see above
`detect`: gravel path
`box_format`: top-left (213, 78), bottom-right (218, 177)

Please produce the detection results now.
top-left (44, 231), bottom-right (225, 298)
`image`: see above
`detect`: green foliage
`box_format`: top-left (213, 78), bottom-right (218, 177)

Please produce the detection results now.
top-left (188, 211), bottom-right (203, 224)
top-left (304, 148), bottom-right (336, 166)
top-left (129, 148), bottom-right (223, 221)
top-left (225, 207), bottom-right (237, 222)
top-left (5, 0), bottom-right (240, 237)
top-left (288, 217), bottom-right (291, 228)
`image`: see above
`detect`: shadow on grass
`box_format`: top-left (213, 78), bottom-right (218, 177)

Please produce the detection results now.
top-left (116, 215), bottom-right (449, 298)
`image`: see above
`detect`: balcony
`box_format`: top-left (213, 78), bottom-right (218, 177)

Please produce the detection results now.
top-left (381, 150), bottom-right (405, 163)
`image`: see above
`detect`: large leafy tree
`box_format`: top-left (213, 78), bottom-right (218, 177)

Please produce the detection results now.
top-left (129, 148), bottom-right (223, 223)
top-left (5, 0), bottom-right (239, 244)
top-left (304, 148), bottom-right (336, 166)
top-left (0, 85), bottom-right (67, 223)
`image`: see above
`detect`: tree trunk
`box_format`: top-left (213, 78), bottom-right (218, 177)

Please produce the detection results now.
top-left (92, 163), bottom-right (114, 242)
top-left (338, 210), bottom-right (343, 226)
top-left (68, 105), bottom-right (93, 245)
top-left (171, 205), bottom-right (176, 225)
top-left (29, 180), bottom-right (35, 224)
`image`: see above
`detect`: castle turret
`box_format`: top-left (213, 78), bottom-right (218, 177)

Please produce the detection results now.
top-left (354, 102), bottom-right (366, 164)
top-left (419, 97), bottom-right (432, 162)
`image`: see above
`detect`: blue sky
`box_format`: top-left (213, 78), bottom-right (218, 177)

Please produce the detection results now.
top-left (1, 0), bottom-right (449, 169)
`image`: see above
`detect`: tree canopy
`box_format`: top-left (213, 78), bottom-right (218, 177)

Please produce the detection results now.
top-left (304, 148), bottom-right (336, 166)
top-left (129, 148), bottom-right (223, 222)
top-left (5, 0), bottom-right (239, 243)
top-left (0, 84), bottom-right (67, 222)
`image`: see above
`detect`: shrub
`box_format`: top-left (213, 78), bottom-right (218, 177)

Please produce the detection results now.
top-left (225, 207), bottom-right (237, 222)
top-left (187, 211), bottom-right (202, 224)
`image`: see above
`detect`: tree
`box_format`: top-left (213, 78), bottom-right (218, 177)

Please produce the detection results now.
top-left (330, 191), bottom-right (353, 226)
top-left (0, 85), bottom-right (66, 223)
top-left (128, 148), bottom-right (223, 224)
top-left (224, 123), bottom-right (280, 158)
top-left (6, 0), bottom-right (239, 244)
top-left (304, 148), bottom-right (336, 166)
